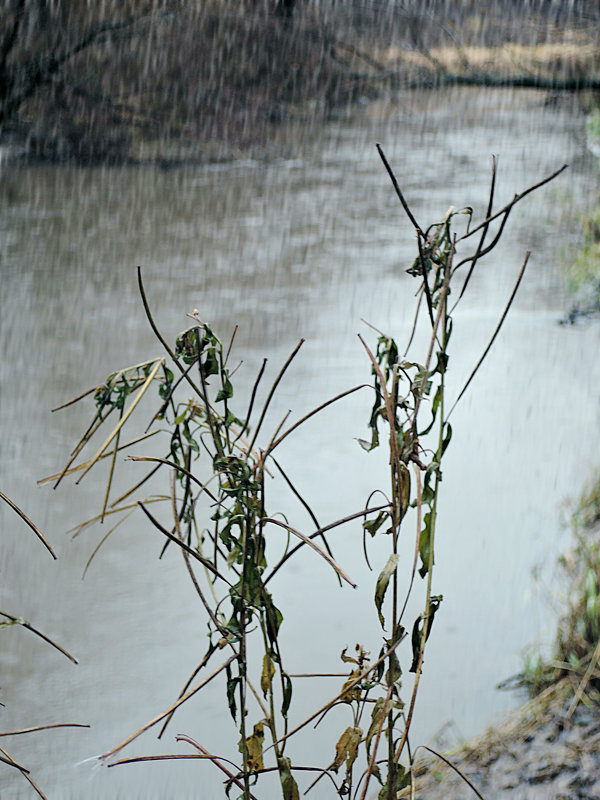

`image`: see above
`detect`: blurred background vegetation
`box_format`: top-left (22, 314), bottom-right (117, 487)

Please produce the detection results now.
top-left (2, 0), bottom-right (600, 165)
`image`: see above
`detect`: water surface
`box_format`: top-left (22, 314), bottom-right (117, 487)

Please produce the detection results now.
top-left (1, 87), bottom-right (600, 798)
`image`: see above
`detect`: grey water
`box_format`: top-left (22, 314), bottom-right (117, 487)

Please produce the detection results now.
top-left (1, 87), bottom-right (600, 799)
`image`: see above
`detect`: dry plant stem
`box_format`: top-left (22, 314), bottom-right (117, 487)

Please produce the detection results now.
top-left (224, 324), bottom-right (238, 365)
top-left (233, 357), bottom-right (267, 446)
top-left (261, 516), bottom-right (357, 587)
top-left (178, 741), bottom-right (260, 800)
top-left (0, 611), bottom-right (77, 663)
top-left (412, 250), bottom-right (452, 424)
top-left (109, 459), bottom-right (162, 507)
top-left (37, 432), bottom-right (159, 486)
top-left (101, 654), bottom-right (236, 762)
top-left (0, 745), bottom-right (47, 800)
top-left (452, 155), bottom-right (498, 306)
top-left (136, 734), bottom-right (261, 800)
top-left (236, 511), bottom-right (251, 795)
top-left (108, 752), bottom-right (259, 800)
top-left (69, 497), bottom-right (164, 538)
top-left (52, 407), bottom-right (114, 489)
top-left (394, 242), bottom-right (452, 768)
top-left (128, 456), bottom-right (220, 503)
top-left (271, 456), bottom-right (320, 532)
top-left (376, 144), bottom-right (423, 235)
top-left (358, 685), bottom-right (394, 800)
top-left (419, 745), bottom-right (487, 800)
top-left (0, 750), bottom-right (29, 771)
top-left (247, 338), bottom-right (305, 455)
top-left (398, 465), bottom-right (424, 631)
top-left (270, 455), bottom-right (339, 578)
top-left (264, 503), bottom-right (390, 585)
top-left (0, 491), bottom-right (56, 559)
top-left (265, 383), bottom-right (368, 456)
top-left (136, 267), bottom-right (204, 399)
top-left (145, 361), bottom-right (196, 432)
top-left (51, 385), bottom-right (98, 411)
top-left (101, 413), bottom-right (123, 521)
top-left (267, 638), bottom-right (402, 752)
top-left (263, 408), bottom-right (292, 456)
top-left (393, 444), bottom-right (441, 765)
top-left (0, 723), bottom-right (90, 736)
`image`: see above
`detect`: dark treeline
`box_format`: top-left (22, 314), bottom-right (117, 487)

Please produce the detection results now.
top-left (1, 0), bottom-right (599, 164)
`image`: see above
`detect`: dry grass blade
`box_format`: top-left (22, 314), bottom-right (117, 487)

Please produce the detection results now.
top-left (109, 754), bottom-right (206, 764)
top-left (100, 654), bottom-right (236, 762)
top-left (0, 723), bottom-right (90, 736)
top-left (262, 516), bottom-right (357, 588)
top-left (565, 636), bottom-right (600, 720)
top-left (52, 407), bottom-right (115, 489)
top-left (51, 385), bottom-right (99, 411)
top-left (0, 749), bottom-right (29, 771)
top-left (0, 745), bottom-right (47, 799)
top-left (67, 497), bottom-right (165, 538)
top-left (0, 491), bottom-right (56, 559)
top-left (101, 419), bottom-right (122, 521)
top-left (82, 510), bottom-right (134, 578)
top-left (75, 358), bottom-right (164, 484)
top-left (37, 431), bottom-right (160, 486)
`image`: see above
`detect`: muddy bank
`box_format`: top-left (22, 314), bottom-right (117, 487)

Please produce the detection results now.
top-left (414, 478), bottom-right (600, 799)
top-left (412, 681), bottom-right (600, 799)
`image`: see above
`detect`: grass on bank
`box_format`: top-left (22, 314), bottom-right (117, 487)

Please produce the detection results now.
top-left (562, 108), bottom-right (600, 322)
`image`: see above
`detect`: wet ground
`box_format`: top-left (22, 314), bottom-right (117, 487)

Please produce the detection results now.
top-left (414, 685), bottom-right (600, 800)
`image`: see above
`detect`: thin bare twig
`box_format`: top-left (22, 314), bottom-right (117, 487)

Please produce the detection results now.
top-left (376, 144), bottom-right (423, 235)
top-left (0, 491), bottom-right (55, 559)
top-left (0, 611), bottom-right (77, 664)
top-left (101, 654), bottom-right (236, 762)
top-left (447, 251), bottom-right (530, 419)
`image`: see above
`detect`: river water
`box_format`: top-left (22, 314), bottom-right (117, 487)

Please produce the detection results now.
top-left (2, 87), bottom-right (600, 799)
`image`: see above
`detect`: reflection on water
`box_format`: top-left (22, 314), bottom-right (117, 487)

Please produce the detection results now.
top-left (1, 87), bottom-right (600, 798)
